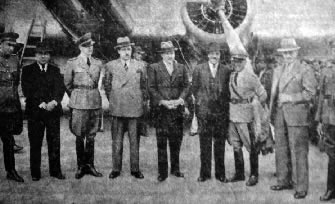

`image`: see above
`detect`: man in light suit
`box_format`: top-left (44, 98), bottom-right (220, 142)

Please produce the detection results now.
top-left (64, 33), bottom-right (103, 179)
top-left (104, 37), bottom-right (145, 179)
top-left (192, 43), bottom-right (230, 182)
top-left (148, 41), bottom-right (190, 182)
top-left (22, 42), bottom-right (65, 181)
top-left (270, 38), bottom-right (317, 199)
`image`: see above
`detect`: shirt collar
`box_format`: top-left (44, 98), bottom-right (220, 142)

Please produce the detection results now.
top-left (38, 63), bottom-right (48, 71)
top-left (121, 59), bottom-right (130, 66)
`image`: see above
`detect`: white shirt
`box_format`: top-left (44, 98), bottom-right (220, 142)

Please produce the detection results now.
top-left (208, 62), bottom-right (218, 78)
top-left (38, 63), bottom-right (48, 72)
top-left (163, 61), bottom-right (174, 76)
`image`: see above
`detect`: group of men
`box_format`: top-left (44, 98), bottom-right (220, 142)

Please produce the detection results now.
top-left (1, 28), bottom-right (335, 201)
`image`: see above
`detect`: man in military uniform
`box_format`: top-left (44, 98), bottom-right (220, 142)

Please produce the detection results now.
top-left (0, 32), bottom-right (24, 182)
top-left (21, 42), bottom-right (65, 181)
top-left (104, 37), bottom-right (145, 179)
top-left (148, 41), bottom-right (190, 182)
top-left (269, 38), bottom-right (317, 199)
top-left (64, 33), bottom-right (103, 179)
top-left (228, 53), bottom-right (267, 187)
top-left (192, 43), bottom-right (230, 182)
top-left (315, 40), bottom-right (335, 201)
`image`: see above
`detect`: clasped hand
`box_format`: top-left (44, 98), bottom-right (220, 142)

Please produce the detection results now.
top-left (38, 101), bottom-right (57, 111)
top-left (160, 98), bottom-right (184, 110)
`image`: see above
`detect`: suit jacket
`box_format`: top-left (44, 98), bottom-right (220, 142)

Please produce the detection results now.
top-left (21, 62), bottom-right (65, 118)
top-left (104, 59), bottom-right (144, 117)
top-left (191, 62), bottom-right (230, 120)
top-left (229, 68), bottom-right (267, 123)
top-left (315, 65), bottom-right (335, 125)
top-left (64, 56), bottom-right (102, 109)
top-left (269, 60), bottom-right (317, 126)
top-left (148, 60), bottom-right (190, 122)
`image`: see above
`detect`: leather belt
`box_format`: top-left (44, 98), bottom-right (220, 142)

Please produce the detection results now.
top-left (74, 85), bottom-right (97, 90)
top-left (230, 98), bottom-right (250, 104)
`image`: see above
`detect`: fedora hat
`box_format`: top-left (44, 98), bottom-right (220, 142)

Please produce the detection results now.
top-left (114, 36), bottom-right (134, 49)
top-left (0, 32), bottom-right (19, 45)
top-left (206, 43), bottom-right (223, 53)
top-left (35, 41), bottom-right (52, 53)
top-left (277, 38), bottom-right (300, 52)
top-left (158, 41), bottom-right (178, 53)
top-left (133, 46), bottom-right (145, 54)
top-left (76, 32), bottom-right (95, 47)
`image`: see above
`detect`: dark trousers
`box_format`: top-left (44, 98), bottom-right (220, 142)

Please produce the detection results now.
top-left (274, 108), bottom-right (309, 192)
top-left (198, 116), bottom-right (227, 178)
top-left (155, 111), bottom-right (183, 177)
top-left (28, 116), bottom-right (61, 177)
top-left (325, 125), bottom-right (335, 190)
top-left (1, 134), bottom-right (15, 172)
top-left (112, 117), bottom-right (140, 172)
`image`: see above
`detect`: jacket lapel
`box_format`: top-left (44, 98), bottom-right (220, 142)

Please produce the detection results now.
top-left (279, 61), bottom-right (300, 92)
top-left (159, 61), bottom-right (172, 80)
top-left (269, 65), bottom-right (283, 114)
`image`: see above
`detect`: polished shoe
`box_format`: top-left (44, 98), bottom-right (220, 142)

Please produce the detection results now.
top-left (32, 176), bottom-right (40, 181)
top-left (75, 167), bottom-right (86, 179)
top-left (294, 191), bottom-right (307, 199)
top-left (320, 189), bottom-right (335, 201)
top-left (246, 175), bottom-right (258, 186)
top-left (215, 175), bottom-right (228, 183)
top-left (109, 171), bottom-right (120, 179)
top-left (197, 176), bottom-right (211, 182)
top-left (131, 171), bottom-right (144, 179)
top-left (86, 165), bottom-right (103, 177)
top-left (13, 144), bottom-right (23, 153)
top-left (157, 175), bottom-right (167, 182)
top-left (171, 171), bottom-right (184, 178)
top-left (227, 174), bottom-right (245, 183)
top-left (50, 173), bottom-right (66, 180)
top-left (6, 170), bottom-right (24, 182)
top-left (270, 184), bottom-right (294, 191)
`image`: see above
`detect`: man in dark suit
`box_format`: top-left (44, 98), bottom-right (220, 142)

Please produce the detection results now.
top-left (192, 43), bottom-right (230, 182)
top-left (0, 32), bottom-right (24, 182)
top-left (21, 42), bottom-right (65, 181)
top-left (148, 41), bottom-right (190, 182)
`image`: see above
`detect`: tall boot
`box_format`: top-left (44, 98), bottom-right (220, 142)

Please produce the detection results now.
top-left (85, 137), bottom-right (102, 177)
top-left (75, 137), bottom-right (85, 179)
top-left (246, 149), bottom-right (259, 186)
top-left (228, 149), bottom-right (245, 182)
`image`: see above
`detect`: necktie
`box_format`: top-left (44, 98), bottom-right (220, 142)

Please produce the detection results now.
top-left (41, 64), bottom-right (46, 72)
top-left (124, 63), bottom-right (128, 71)
top-left (87, 58), bottom-right (91, 67)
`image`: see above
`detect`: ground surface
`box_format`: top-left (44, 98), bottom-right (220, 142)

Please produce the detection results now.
top-left (0, 116), bottom-right (329, 204)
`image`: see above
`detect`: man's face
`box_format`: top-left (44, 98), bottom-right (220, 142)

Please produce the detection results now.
top-left (118, 46), bottom-right (132, 61)
top-left (133, 52), bottom-right (143, 61)
top-left (0, 41), bottom-right (15, 56)
top-left (79, 45), bottom-right (94, 56)
top-left (161, 50), bottom-right (175, 64)
top-left (208, 51), bottom-right (220, 65)
top-left (232, 58), bottom-right (247, 72)
top-left (35, 52), bottom-right (51, 64)
top-left (281, 50), bottom-right (298, 63)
